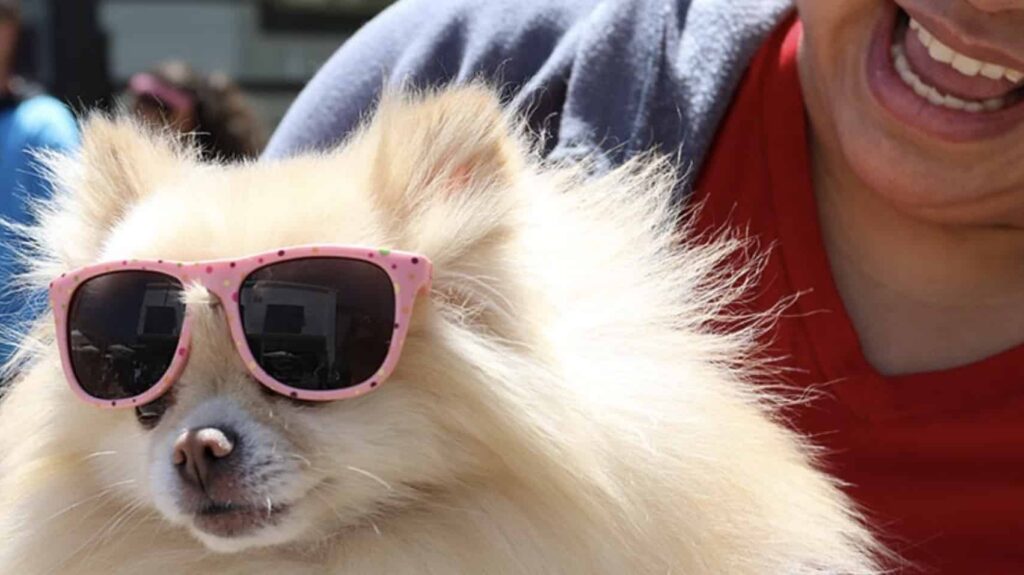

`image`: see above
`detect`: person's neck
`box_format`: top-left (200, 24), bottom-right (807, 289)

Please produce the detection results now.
top-left (810, 137), bottom-right (1024, 375)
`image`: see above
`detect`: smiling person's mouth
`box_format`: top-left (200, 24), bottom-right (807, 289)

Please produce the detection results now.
top-left (893, 13), bottom-right (1023, 112)
top-left (867, 3), bottom-right (1024, 141)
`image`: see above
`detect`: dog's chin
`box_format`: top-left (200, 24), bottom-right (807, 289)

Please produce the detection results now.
top-left (186, 500), bottom-right (314, 553)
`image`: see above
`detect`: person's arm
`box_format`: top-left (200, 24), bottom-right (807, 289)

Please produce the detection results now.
top-left (264, 0), bottom-right (603, 159)
top-left (0, 97), bottom-right (79, 367)
top-left (18, 98), bottom-right (80, 203)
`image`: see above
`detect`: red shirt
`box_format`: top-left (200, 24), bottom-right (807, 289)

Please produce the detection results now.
top-left (694, 17), bottom-right (1024, 574)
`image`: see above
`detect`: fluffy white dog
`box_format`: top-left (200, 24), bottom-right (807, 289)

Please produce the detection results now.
top-left (0, 87), bottom-right (881, 574)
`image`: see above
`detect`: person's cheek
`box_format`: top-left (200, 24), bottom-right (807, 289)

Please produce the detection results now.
top-left (794, 0), bottom-right (882, 111)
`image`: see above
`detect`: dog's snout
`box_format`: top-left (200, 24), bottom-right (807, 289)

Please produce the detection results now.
top-left (173, 427), bottom-right (238, 491)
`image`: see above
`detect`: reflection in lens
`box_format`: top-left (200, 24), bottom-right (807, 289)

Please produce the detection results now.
top-left (68, 271), bottom-right (185, 401)
top-left (240, 258), bottom-right (395, 391)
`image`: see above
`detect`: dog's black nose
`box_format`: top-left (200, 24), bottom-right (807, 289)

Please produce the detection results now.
top-left (172, 426), bottom-right (238, 492)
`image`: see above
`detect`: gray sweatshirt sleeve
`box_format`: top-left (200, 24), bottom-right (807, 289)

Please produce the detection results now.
top-left (263, 0), bottom-right (604, 159)
top-left (264, 0), bottom-right (793, 206)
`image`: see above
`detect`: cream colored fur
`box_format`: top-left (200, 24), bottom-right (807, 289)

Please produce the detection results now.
top-left (0, 87), bottom-right (882, 574)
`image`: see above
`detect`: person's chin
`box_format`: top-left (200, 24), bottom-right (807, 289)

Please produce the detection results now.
top-left (822, 0), bottom-right (1024, 216)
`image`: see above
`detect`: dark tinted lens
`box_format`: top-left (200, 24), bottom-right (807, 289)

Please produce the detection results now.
top-left (68, 271), bottom-right (185, 400)
top-left (240, 258), bottom-right (396, 391)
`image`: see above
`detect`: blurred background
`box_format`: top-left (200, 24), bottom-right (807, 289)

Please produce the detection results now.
top-left (20, 0), bottom-right (396, 132)
top-left (0, 1), bottom-right (400, 368)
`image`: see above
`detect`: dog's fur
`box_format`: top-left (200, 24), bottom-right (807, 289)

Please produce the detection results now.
top-left (0, 87), bottom-right (881, 574)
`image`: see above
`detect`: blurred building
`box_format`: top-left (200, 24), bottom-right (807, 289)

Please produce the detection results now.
top-left (19, 0), bottom-right (395, 130)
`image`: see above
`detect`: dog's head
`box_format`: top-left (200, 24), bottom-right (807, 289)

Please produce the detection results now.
top-left (17, 87), bottom-right (541, 553)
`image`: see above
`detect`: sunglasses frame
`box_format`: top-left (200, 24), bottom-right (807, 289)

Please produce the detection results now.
top-left (49, 245), bottom-right (433, 409)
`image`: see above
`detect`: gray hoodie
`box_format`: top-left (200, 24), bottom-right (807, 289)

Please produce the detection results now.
top-left (264, 0), bottom-right (792, 203)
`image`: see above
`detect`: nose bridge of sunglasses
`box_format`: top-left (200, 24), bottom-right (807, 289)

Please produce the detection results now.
top-left (178, 281), bottom-right (241, 366)
top-left (181, 281), bottom-right (223, 308)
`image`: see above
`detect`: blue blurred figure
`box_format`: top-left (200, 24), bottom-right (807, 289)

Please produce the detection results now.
top-left (0, 0), bottom-right (79, 368)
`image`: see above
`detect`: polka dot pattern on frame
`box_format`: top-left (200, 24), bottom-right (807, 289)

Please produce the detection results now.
top-left (49, 245), bottom-right (432, 407)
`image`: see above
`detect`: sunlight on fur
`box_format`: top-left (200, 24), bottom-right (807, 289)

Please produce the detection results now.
top-left (0, 86), bottom-right (884, 574)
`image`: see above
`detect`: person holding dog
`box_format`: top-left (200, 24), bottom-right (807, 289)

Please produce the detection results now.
top-left (265, 0), bottom-right (1024, 571)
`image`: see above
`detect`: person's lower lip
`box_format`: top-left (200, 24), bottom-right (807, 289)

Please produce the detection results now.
top-left (866, 3), bottom-right (1024, 143)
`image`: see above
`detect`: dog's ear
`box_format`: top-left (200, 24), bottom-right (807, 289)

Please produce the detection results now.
top-left (358, 86), bottom-right (525, 234)
top-left (350, 86), bottom-right (529, 336)
top-left (37, 115), bottom-right (191, 268)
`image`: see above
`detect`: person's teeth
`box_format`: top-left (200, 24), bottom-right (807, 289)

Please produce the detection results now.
top-left (891, 44), bottom-right (1010, 113)
top-left (984, 97), bottom-right (1006, 111)
top-left (951, 54), bottom-right (982, 76)
top-left (928, 40), bottom-right (955, 64)
top-left (943, 94), bottom-right (967, 109)
top-left (980, 63), bottom-right (1007, 80)
top-left (910, 18), bottom-right (1024, 84)
top-left (925, 87), bottom-right (946, 106)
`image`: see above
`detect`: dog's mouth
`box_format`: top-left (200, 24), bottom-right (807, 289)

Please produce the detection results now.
top-left (191, 500), bottom-right (292, 538)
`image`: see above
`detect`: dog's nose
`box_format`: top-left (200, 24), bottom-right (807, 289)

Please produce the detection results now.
top-left (172, 427), bottom-right (237, 491)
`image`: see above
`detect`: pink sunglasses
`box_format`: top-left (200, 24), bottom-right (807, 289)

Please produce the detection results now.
top-left (49, 246), bottom-right (433, 408)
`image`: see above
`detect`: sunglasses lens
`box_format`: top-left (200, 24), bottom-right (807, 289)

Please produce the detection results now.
top-left (240, 258), bottom-right (396, 391)
top-left (67, 271), bottom-right (185, 401)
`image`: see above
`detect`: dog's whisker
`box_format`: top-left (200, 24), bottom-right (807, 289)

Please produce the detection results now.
top-left (310, 491), bottom-right (348, 523)
top-left (345, 466), bottom-right (393, 491)
top-left (90, 501), bottom-right (145, 547)
top-left (309, 488), bottom-right (392, 540)
top-left (47, 500), bottom-right (146, 575)
top-left (40, 479), bottom-right (136, 524)
top-left (285, 452), bottom-right (315, 469)
top-left (79, 450), bottom-right (119, 462)
top-left (309, 490), bottom-right (379, 541)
